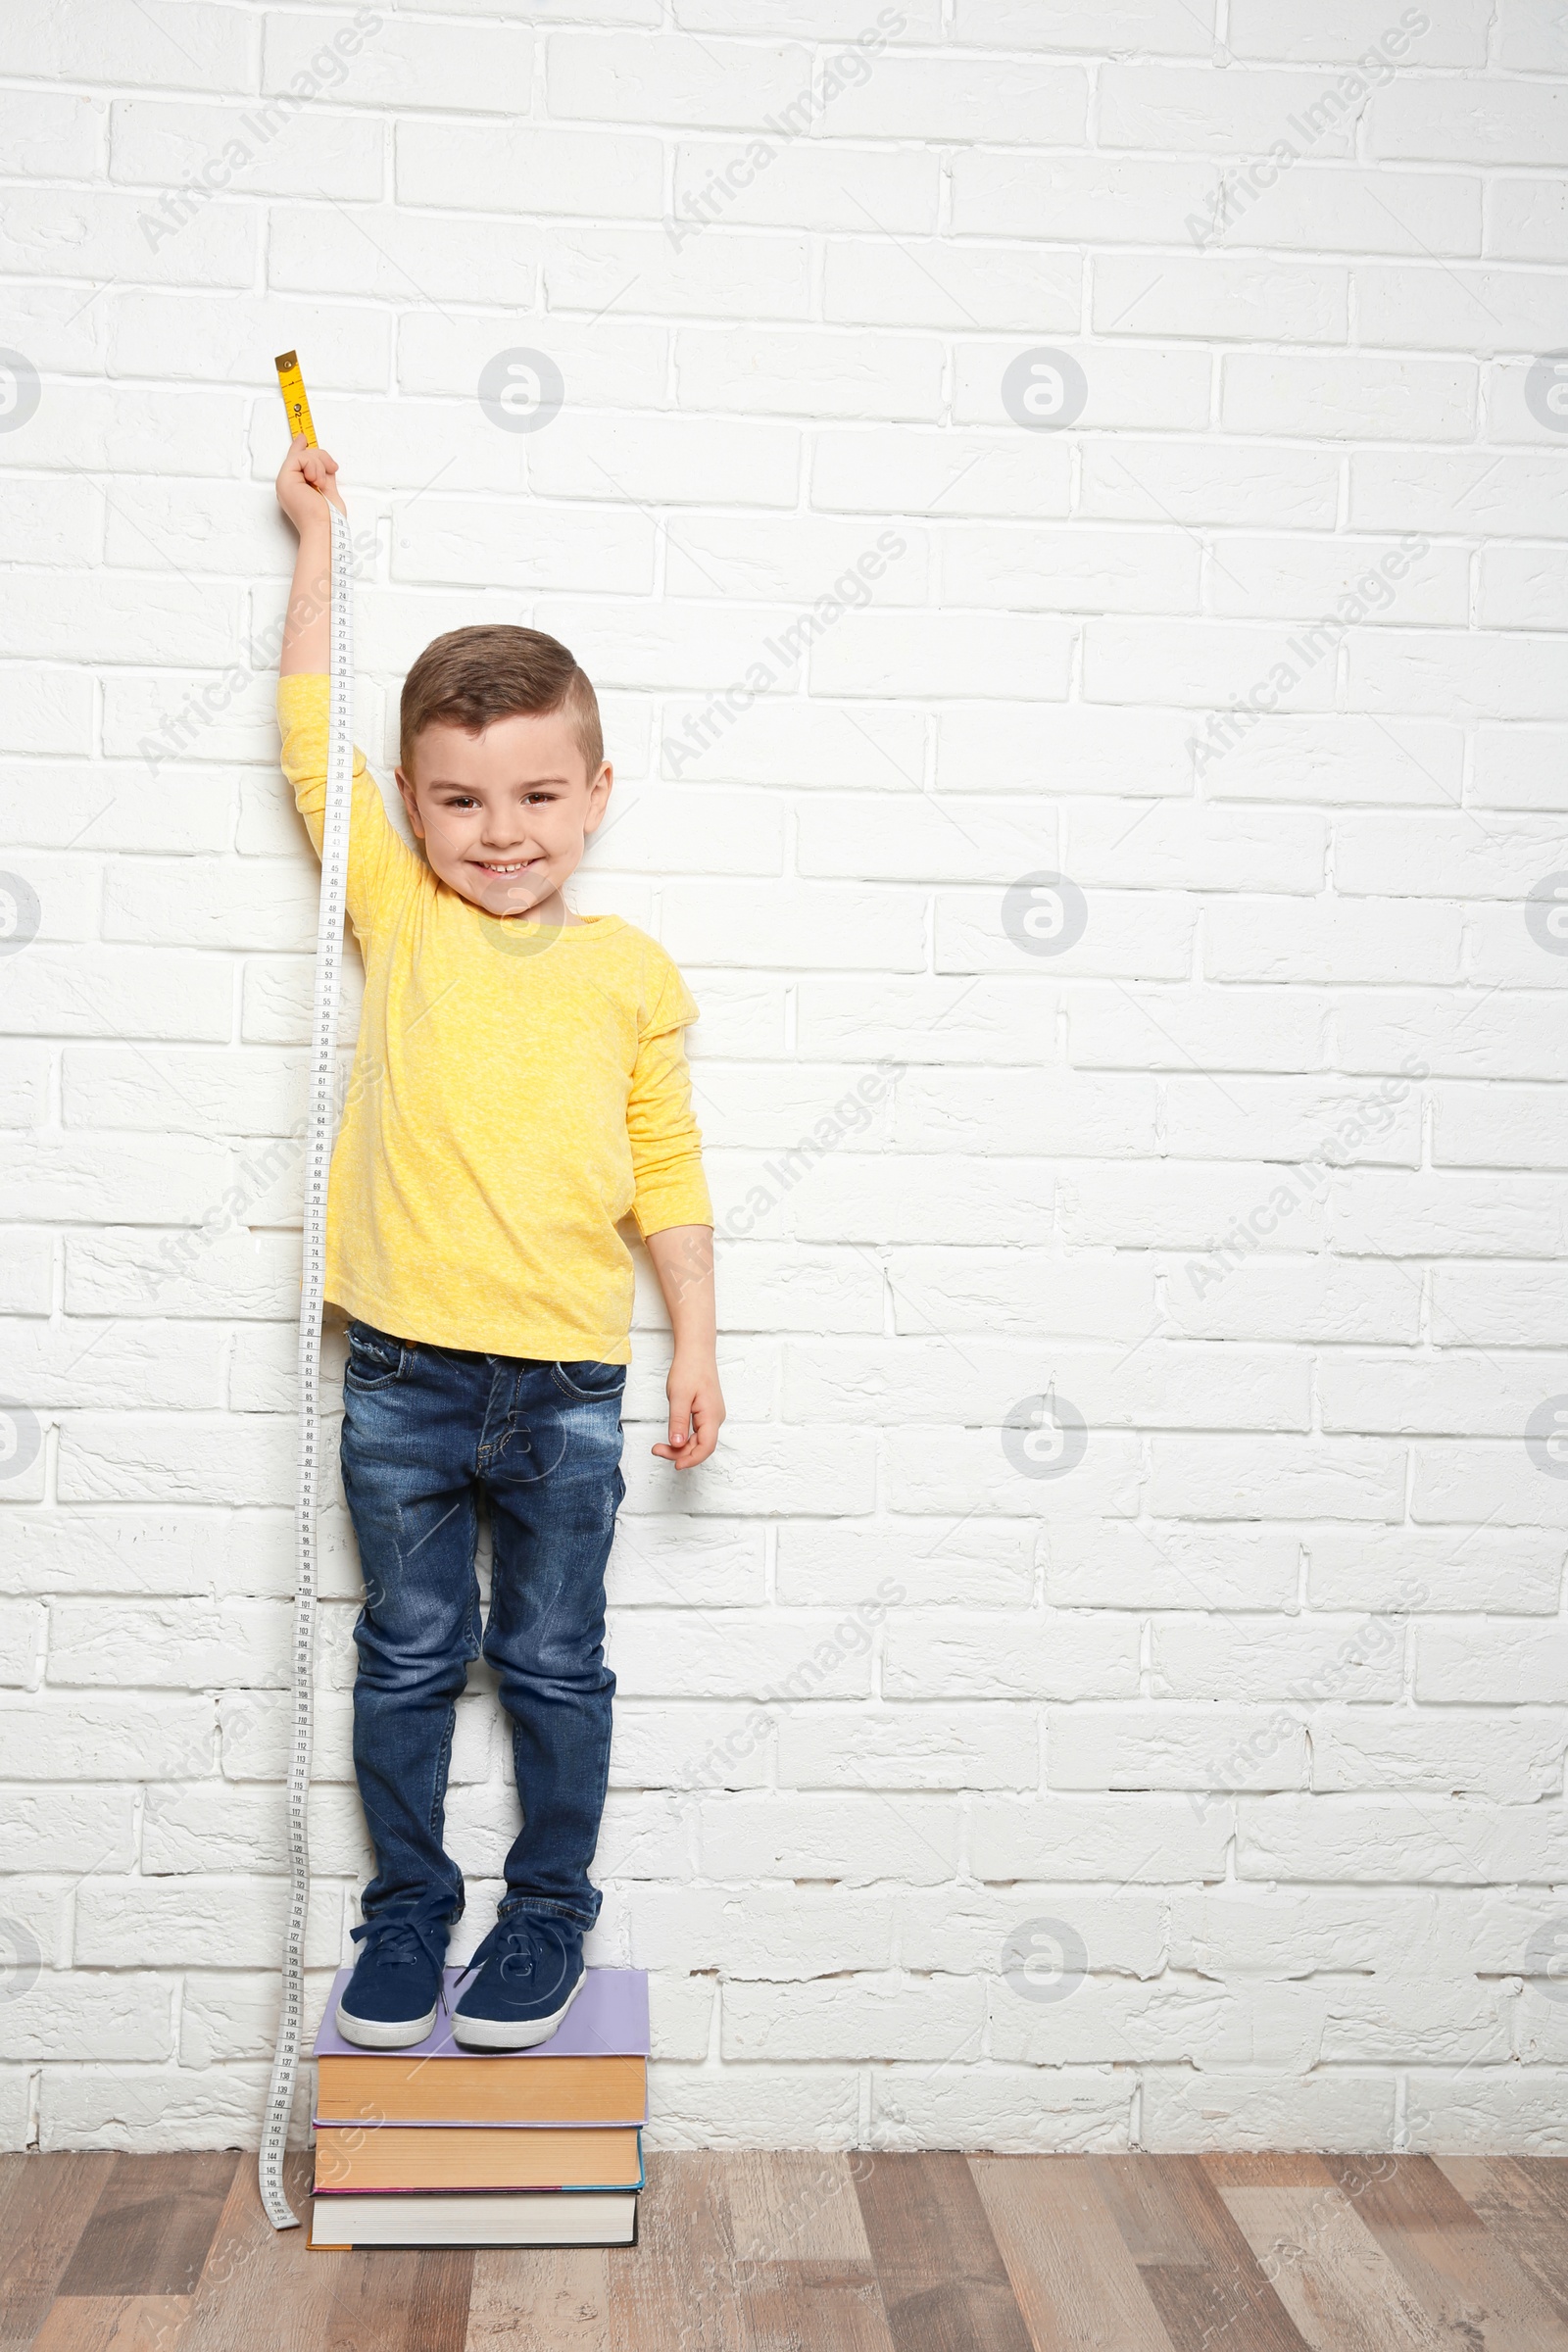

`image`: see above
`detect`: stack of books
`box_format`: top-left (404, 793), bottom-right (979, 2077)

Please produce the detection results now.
top-left (308, 1967), bottom-right (648, 2249)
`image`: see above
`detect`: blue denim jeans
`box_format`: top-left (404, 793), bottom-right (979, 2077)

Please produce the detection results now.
top-left (338, 1319), bottom-right (625, 1937)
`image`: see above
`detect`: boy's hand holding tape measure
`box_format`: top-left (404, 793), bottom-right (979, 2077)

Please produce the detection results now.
top-left (274, 350), bottom-right (346, 527)
top-left (277, 431), bottom-right (347, 526)
top-left (274, 355), bottom-right (348, 681)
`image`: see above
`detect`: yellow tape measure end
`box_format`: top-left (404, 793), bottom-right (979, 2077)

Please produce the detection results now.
top-left (274, 351), bottom-right (318, 449)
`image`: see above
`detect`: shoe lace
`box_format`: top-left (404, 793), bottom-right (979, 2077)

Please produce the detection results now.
top-left (350, 1913), bottom-right (450, 1997)
top-left (456, 1914), bottom-right (538, 1987)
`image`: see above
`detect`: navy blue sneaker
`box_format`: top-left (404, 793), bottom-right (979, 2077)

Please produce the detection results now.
top-left (452, 1913), bottom-right (585, 2050)
top-left (335, 1913), bottom-right (449, 2050)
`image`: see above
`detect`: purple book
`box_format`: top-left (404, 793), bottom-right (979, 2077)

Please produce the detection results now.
top-left (313, 1968), bottom-right (649, 2062)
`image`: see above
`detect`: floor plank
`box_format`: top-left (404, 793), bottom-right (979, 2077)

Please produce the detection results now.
top-left (854, 2149), bottom-right (1034, 2352)
top-left (1090, 2155), bottom-right (1216, 2270)
top-left (973, 2155), bottom-right (1175, 2352)
top-left (726, 2151), bottom-right (873, 2268)
top-left (1324, 2154), bottom-right (1568, 2352)
top-left (0, 2151), bottom-right (119, 2348)
top-left (1437, 2158), bottom-right (1568, 2329)
top-left (1203, 2158), bottom-right (1339, 2191)
top-left (56, 2154), bottom-right (238, 2299)
top-left (1219, 2182), bottom-right (1449, 2352)
top-left (0, 2157), bottom-right (34, 2248)
top-left (725, 2153), bottom-right (897, 2352)
top-left (1508, 2160), bottom-right (1568, 2254)
top-left (1093, 2155), bottom-right (1314, 2352)
top-left (465, 2246), bottom-right (612, 2352)
top-left (607, 2152), bottom-right (749, 2352)
top-left (29, 2293), bottom-right (192, 2352)
top-left (406, 2248), bottom-right (474, 2352)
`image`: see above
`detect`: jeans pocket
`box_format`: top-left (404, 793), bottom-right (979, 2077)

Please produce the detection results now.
top-left (549, 1358), bottom-right (627, 1404)
top-left (345, 1320), bottom-right (409, 1391)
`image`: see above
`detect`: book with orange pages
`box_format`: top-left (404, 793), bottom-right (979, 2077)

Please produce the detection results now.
top-left (314, 2124), bottom-right (644, 2194)
top-left (313, 1966), bottom-right (648, 2128)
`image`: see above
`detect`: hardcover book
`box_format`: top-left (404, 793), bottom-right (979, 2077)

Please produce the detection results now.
top-left (314, 2124), bottom-right (644, 2194)
top-left (309, 2189), bottom-right (639, 2250)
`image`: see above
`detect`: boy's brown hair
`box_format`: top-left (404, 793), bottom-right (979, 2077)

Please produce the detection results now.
top-left (400, 625), bottom-right (604, 779)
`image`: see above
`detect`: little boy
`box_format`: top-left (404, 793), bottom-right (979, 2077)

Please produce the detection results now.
top-left (274, 436), bottom-right (723, 2051)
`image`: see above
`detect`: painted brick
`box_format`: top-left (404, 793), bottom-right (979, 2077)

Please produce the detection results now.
top-left (0, 1697), bottom-right (216, 1781)
top-left (869, 2065), bottom-right (1131, 2155)
top-left (775, 1702), bottom-right (1038, 1790)
top-left (543, 225), bottom-right (813, 319)
top-left (786, 54), bottom-right (1089, 144)
top-left (1225, 1), bottom-right (1487, 68)
top-left (673, 138), bottom-right (938, 235)
top-left (811, 428), bottom-right (1072, 520)
top-left (110, 98), bottom-right (382, 202)
top-left (969, 1794), bottom-right (1231, 1882)
top-left (697, 1792), bottom-right (960, 1886)
top-left (953, 1), bottom-right (1210, 56)
top-left (675, 326), bottom-right (944, 420)
top-left (1149, 1436), bottom-right (1406, 1521)
top-left (262, 12), bottom-right (532, 114)
top-left (1372, 79), bottom-right (1568, 168)
top-left (884, 1610), bottom-right (1139, 1701)
top-left (1309, 1707), bottom-right (1566, 1798)
top-left (775, 1520), bottom-right (1035, 1609)
top-left (1092, 255), bottom-right (1348, 344)
top-left (272, 208), bottom-right (537, 308)
top-left (546, 32), bottom-right (812, 127)
top-left (396, 120), bottom-right (659, 216)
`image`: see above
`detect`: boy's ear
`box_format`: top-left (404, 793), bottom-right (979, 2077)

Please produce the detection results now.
top-left (583, 760), bottom-right (613, 838)
top-left (393, 765), bottom-right (425, 839)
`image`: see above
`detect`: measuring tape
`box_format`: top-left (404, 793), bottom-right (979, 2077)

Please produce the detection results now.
top-left (274, 347), bottom-right (317, 452)
top-left (259, 353), bottom-right (353, 2232)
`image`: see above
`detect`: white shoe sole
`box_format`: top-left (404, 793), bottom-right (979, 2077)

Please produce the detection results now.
top-left (451, 1967), bottom-right (586, 2051)
top-left (334, 1997), bottom-right (439, 2050)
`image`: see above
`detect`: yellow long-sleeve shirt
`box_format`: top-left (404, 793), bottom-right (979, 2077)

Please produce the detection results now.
top-left (277, 674), bottom-right (711, 1362)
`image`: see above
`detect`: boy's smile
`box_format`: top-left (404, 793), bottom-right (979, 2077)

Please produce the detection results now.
top-left (395, 707), bottom-right (612, 926)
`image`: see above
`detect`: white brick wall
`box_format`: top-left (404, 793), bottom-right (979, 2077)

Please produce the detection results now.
top-left (2, 0), bottom-right (1566, 2158)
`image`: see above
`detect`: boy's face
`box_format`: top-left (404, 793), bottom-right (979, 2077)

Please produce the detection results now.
top-left (395, 708), bottom-right (612, 922)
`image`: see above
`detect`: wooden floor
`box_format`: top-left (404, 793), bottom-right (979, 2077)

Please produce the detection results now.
top-left (4, 2148), bottom-right (1568, 2350)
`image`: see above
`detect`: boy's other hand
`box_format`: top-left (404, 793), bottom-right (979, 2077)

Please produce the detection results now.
top-left (276, 432), bottom-right (347, 532)
top-left (654, 1349), bottom-right (725, 1470)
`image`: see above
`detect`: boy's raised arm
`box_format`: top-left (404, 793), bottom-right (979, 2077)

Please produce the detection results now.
top-left (273, 437), bottom-right (412, 928)
top-left (276, 432), bottom-right (345, 673)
